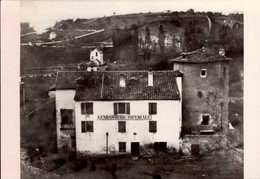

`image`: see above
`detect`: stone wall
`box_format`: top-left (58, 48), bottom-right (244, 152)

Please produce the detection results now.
top-left (174, 61), bottom-right (229, 135)
top-left (180, 135), bottom-right (228, 155)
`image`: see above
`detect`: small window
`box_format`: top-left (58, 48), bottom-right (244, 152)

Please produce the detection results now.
top-left (201, 114), bottom-right (210, 125)
top-left (81, 121), bottom-right (94, 132)
top-left (149, 103), bottom-right (157, 115)
top-left (81, 103), bottom-right (93, 114)
top-left (119, 142), bottom-right (126, 152)
top-left (149, 121), bottom-right (157, 133)
top-left (92, 56), bottom-right (94, 60)
top-left (61, 109), bottom-right (73, 125)
top-left (118, 121), bottom-right (126, 133)
top-left (200, 69), bottom-right (207, 78)
top-left (119, 74), bottom-right (126, 87)
top-left (197, 91), bottom-right (202, 98)
top-left (96, 52), bottom-right (98, 56)
top-left (114, 103), bottom-right (130, 114)
top-left (223, 67), bottom-right (226, 76)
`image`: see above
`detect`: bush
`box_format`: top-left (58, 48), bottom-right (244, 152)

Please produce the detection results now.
top-left (69, 159), bottom-right (88, 172)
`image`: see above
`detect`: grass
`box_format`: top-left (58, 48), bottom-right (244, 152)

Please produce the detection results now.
top-left (22, 149), bottom-right (242, 179)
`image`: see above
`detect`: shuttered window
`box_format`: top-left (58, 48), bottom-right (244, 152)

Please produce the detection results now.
top-left (149, 103), bottom-right (157, 115)
top-left (81, 103), bottom-right (93, 114)
top-left (81, 121), bottom-right (94, 132)
top-left (118, 121), bottom-right (126, 133)
top-left (114, 103), bottom-right (130, 114)
top-left (149, 121), bottom-right (157, 133)
top-left (119, 142), bottom-right (126, 152)
top-left (61, 109), bottom-right (73, 125)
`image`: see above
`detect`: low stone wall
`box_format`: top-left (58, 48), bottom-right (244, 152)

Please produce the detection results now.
top-left (180, 135), bottom-right (227, 155)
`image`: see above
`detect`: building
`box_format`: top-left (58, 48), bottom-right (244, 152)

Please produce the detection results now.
top-left (55, 70), bottom-right (183, 155)
top-left (49, 31), bottom-right (57, 40)
top-left (171, 47), bottom-right (231, 137)
top-left (90, 48), bottom-right (104, 66)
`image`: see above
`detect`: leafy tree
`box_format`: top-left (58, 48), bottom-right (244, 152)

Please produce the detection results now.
top-left (158, 25), bottom-right (165, 53)
top-left (184, 20), bottom-right (205, 51)
top-left (21, 22), bottom-right (35, 34)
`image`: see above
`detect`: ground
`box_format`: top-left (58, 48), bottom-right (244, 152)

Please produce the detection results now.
top-left (21, 149), bottom-right (242, 179)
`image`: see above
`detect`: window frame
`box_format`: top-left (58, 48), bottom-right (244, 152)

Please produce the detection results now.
top-left (149, 103), bottom-right (157, 115)
top-left (118, 121), bottom-right (126, 133)
top-left (119, 142), bottom-right (126, 152)
top-left (149, 121), bottom-right (157, 133)
top-left (60, 109), bottom-right (73, 125)
top-left (81, 121), bottom-right (94, 133)
top-left (81, 102), bottom-right (93, 115)
top-left (201, 114), bottom-right (211, 125)
top-left (114, 102), bottom-right (130, 114)
top-left (200, 69), bottom-right (207, 78)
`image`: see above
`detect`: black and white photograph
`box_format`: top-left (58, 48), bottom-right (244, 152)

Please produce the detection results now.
top-left (16, 0), bottom-right (246, 178)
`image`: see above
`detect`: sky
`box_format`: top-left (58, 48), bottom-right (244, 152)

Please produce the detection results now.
top-left (21, 0), bottom-right (244, 33)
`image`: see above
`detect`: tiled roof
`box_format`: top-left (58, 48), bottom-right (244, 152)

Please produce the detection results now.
top-left (55, 71), bottom-right (182, 100)
top-left (171, 48), bottom-right (232, 63)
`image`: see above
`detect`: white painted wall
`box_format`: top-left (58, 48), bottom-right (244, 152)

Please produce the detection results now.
top-left (55, 90), bottom-right (76, 151)
top-left (90, 49), bottom-right (104, 66)
top-left (75, 100), bottom-right (181, 155)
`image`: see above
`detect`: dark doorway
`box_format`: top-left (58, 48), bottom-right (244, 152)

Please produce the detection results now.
top-left (154, 142), bottom-right (167, 152)
top-left (131, 142), bottom-right (140, 156)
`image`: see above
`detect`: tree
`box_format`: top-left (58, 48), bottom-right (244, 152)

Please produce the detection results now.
top-left (145, 26), bottom-right (151, 44)
top-left (158, 25), bottom-right (165, 53)
top-left (21, 22), bottom-right (35, 34)
top-left (184, 20), bottom-right (205, 51)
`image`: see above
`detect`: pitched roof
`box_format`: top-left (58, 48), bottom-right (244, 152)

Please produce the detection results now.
top-left (171, 48), bottom-right (232, 63)
top-left (55, 71), bottom-right (182, 101)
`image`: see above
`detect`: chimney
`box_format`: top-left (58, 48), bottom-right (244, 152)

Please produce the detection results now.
top-left (148, 70), bottom-right (153, 86)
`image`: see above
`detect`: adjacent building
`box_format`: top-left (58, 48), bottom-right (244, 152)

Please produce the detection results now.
top-left (171, 47), bottom-right (231, 136)
top-left (55, 70), bottom-right (183, 155)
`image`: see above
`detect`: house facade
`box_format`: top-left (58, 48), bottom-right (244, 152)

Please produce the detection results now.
top-left (171, 47), bottom-right (231, 136)
top-left (55, 71), bottom-right (183, 155)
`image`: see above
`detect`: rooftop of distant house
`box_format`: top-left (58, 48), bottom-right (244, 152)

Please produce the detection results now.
top-left (55, 70), bottom-right (183, 101)
top-left (171, 47), bottom-right (232, 63)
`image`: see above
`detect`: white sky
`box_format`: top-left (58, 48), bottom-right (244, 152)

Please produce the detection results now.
top-left (21, 0), bottom-right (244, 33)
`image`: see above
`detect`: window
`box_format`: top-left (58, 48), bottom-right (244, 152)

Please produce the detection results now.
top-left (154, 142), bottom-right (167, 152)
top-left (119, 74), bottom-right (126, 87)
top-left (81, 103), bottom-right (93, 114)
top-left (149, 103), bottom-right (157, 115)
top-left (197, 91), bottom-right (202, 98)
top-left (118, 121), bottom-right (126, 133)
top-left (81, 121), bottom-right (94, 132)
top-left (119, 142), bottom-right (126, 152)
top-left (201, 114), bottom-right (210, 125)
top-left (200, 69), bottom-right (207, 78)
top-left (61, 109), bottom-right (73, 125)
top-left (114, 103), bottom-right (130, 114)
top-left (96, 52), bottom-right (98, 56)
top-left (223, 67), bottom-right (226, 76)
top-left (149, 121), bottom-right (157, 133)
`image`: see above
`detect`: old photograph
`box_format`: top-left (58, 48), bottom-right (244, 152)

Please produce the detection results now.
top-left (20, 1), bottom-right (243, 178)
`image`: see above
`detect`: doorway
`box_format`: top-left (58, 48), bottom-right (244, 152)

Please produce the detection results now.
top-left (131, 142), bottom-right (140, 156)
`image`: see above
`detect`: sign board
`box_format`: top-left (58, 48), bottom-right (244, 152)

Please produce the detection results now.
top-left (97, 115), bottom-right (152, 120)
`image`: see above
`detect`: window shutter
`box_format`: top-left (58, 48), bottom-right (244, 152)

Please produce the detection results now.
top-left (81, 121), bottom-right (86, 133)
top-left (81, 103), bottom-right (85, 114)
top-left (114, 103), bottom-right (118, 114)
top-left (149, 103), bottom-right (152, 114)
top-left (126, 103), bottom-right (130, 114)
top-left (153, 103), bottom-right (157, 114)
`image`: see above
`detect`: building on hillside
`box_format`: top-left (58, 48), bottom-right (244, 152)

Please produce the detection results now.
top-left (171, 47), bottom-right (231, 137)
top-left (164, 34), bottom-right (173, 47)
top-left (90, 48), bottom-right (104, 66)
top-left (55, 70), bottom-right (183, 155)
top-left (49, 31), bottom-right (57, 40)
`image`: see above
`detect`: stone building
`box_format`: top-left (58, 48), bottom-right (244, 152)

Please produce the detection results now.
top-left (171, 47), bottom-right (231, 137)
top-left (55, 70), bottom-right (183, 155)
